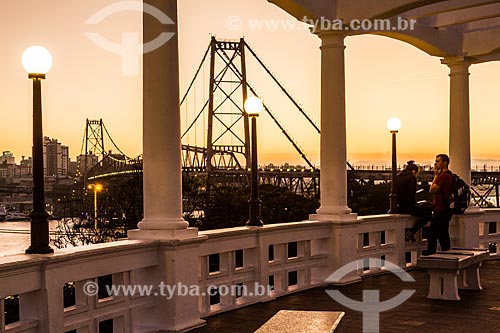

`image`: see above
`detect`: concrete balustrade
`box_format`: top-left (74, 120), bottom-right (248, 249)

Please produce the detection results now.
top-left (1, 210), bottom-right (500, 332)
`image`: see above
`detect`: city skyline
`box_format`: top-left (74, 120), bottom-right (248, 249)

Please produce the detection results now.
top-left (2, 0), bottom-right (500, 167)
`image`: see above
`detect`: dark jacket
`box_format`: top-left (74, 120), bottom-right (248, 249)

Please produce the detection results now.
top-left (396, 170), bottom-right (417, 214)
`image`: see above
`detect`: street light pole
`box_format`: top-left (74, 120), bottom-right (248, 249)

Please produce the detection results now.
top-left (245, 97), bottom-right (263, 227)
top-left (387, 117), bottom-right (401, 214)
top-left (88, 183), bottom-right (102, 229)
top-left (94, 188), bottom-right (98, 220)
top-left (23, 46), bottom-right (54, 254)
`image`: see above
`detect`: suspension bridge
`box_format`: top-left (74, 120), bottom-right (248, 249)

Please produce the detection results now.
top-left (86, 37), bottom-right (321, 197)
top-left (83, 115), bottom-right (500, 206)
top-left (82, 37), bottom-right (500, 206)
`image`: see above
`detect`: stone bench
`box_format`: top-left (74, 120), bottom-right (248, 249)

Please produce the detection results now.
top-left (254, 310), bottom-right (345, 332)
top-left (417, 248), bottom-right (490, 301)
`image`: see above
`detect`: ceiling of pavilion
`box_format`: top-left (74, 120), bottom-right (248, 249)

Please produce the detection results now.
top-left (269, 0), bottom-right (500, 63)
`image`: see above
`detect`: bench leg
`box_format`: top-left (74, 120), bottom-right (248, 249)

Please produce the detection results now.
top-left (458, 263), bottom-right (483, 291)
top-left (427, 269), bottom-right (460, 301)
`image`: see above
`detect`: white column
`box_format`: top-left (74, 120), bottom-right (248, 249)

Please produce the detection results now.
top-left (312, 31), bottom-right (356, 221)
top-left (442, 57), bottom-right (472, 186)
top-left (131, 0), bottom-right (190, 235)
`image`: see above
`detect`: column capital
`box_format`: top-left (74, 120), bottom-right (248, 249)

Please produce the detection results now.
top-left (441, 56), bottom-right (472, 73)
top-left (317, 30), bottom-right (347, 50)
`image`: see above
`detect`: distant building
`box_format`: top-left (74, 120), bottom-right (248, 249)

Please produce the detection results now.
top-left (0, 151), bottom-right (15, 165)
top-left (0, 154), bottom-right (32, 179)
top-left (18, 156), bottom-right (33, 177)
top-left (0, 165), bottom-right (8, 178)
top-left (102, 151), bottom-right (126, 167)
top-left (77, 152), bottom-right (99, 176)
top-left (20, 156), bottom-right (32, 167)
top-left (68, 161), bottom-right (78, 176)
top-left (0, 163), bottom-right (31, 178)
top-left (43, 137), bottom-right (70, 177)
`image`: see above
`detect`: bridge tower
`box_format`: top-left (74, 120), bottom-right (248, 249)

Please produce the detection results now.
top-left (83, 119), bottom-right (105, 180)
top-left (206, 37), bottom-right (251, 173)
top-left (181, 36), bottom-right (319, 172)
top-left (180, 36), bottom-right (323, 207)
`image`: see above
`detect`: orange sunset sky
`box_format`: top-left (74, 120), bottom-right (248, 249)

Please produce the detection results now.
top-left (2, 0), bottom-right (500, 168)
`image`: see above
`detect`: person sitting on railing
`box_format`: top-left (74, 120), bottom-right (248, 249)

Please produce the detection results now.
top-left (397, 161), bottom-right (432, 242)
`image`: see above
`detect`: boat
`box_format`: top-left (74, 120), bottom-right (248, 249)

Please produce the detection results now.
top-left (0, 206), bottom-right (6, 222)
top-left (5, 212), bottom-right (30, 221)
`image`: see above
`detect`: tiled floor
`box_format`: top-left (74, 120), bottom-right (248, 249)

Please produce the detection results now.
top-left (189, 260), bottom-right (500, 333)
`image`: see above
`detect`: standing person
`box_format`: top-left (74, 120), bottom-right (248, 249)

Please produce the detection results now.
top-left (424, 154), bottom-right (454, 255)
top-left (397, 161), bottom-right (432, 242)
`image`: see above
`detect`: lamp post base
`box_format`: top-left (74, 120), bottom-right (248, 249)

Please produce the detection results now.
top-left (247, 198), bottom-right (263, 227)
top-left (26, 245), bottom-right (54, 254)
top-left (388, 193), bottom-right (398, 214)
top-left (26, 210), bottom-right (54, 254)
top-left (246, 220), bottom-right (264, 227)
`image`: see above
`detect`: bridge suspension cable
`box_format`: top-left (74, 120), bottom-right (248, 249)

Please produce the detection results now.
top-left (102, 123), bottom-right (133, 161)
top-left (216, 47), bottom-right (316, 169)
top-left (244, 41), bottom-right (320, 134)
top-left (180, 43), bottom-right (211, 106)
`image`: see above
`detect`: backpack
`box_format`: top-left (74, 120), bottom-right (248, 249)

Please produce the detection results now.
top-left (447, 173), bottom-right (471, 215)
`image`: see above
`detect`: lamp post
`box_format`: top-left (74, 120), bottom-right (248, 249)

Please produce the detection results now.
top-left (245, 96), bottom-right (264, 227)
top-left (387, 117), bottom-right (401, 214)
top-left (87, 183), bottom-right (103, 229)
top-left (22, 46), bottom-right (54, 254)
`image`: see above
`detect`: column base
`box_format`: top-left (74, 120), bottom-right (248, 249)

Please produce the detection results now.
top-left (310, 211), bottom-right (358, 223)
top-left (128, 227), bottom-right (199, 240)
top-left (138, 218), bottom-right (189, 230)
top-left (309, 206), bottom-right (358, 221)
top-left (316, 205), bottom-right (352, 215)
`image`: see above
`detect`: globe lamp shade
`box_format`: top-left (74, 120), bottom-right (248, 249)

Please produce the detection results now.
top-left (22, 46), bottom-right (53, 75)
top-left (387, 117), bottom-right (401, 132)
top-left (244, 97), bottom-right (263, 116)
